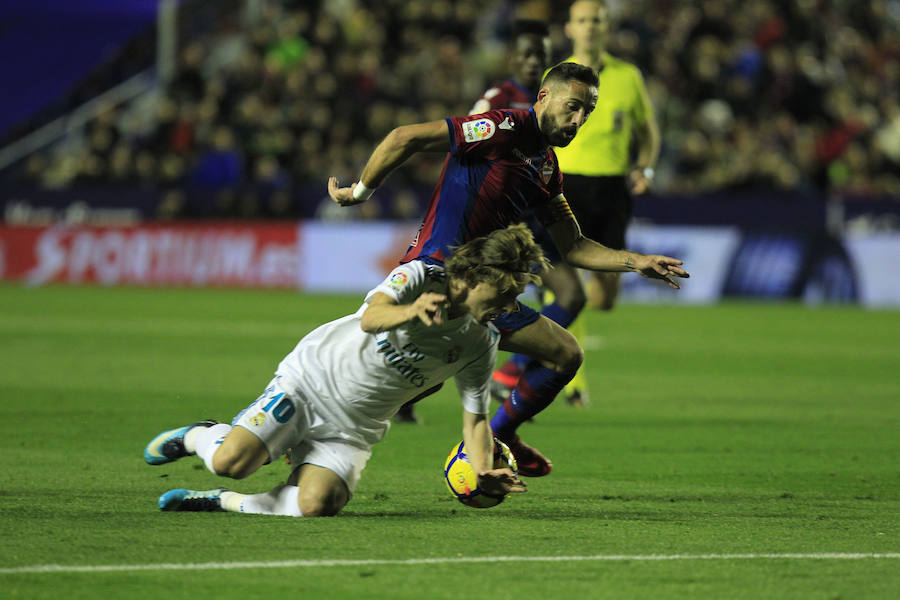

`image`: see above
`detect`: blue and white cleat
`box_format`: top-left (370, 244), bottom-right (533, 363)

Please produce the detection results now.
top-left (158, 488), bottom-right (227, 512)
top-left (144, 420), bottom-right (219, 465)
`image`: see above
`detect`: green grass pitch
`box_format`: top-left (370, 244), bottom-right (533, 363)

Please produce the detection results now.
top-left (1, 284), bottom-right (898, 599)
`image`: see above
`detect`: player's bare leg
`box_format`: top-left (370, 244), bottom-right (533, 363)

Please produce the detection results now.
top-left (541, 262), bottom-right (587, 316)
top-left (287, 463), bottom-right (350, 516)
top-left (542, 264), bottom-right (589, 406)
top-left (210, 425), bottom-right (270, 479)
top-left (160, 463), bottom-right (350, 517)
top-left (586, 271), bottom-right (621, 311)
top-left (490, 316), bottom-right (583, 476)
top-left (492, 262), bottom-right (585, 402)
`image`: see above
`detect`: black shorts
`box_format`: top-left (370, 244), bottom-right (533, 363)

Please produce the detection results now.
top-left (563, 174), bottom-right (632, 250)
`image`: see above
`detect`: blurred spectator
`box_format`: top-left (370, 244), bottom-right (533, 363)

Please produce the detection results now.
top-left (6, 0), bottom-right (900, 217)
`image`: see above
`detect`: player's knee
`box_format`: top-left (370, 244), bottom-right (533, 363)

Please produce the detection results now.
top-left (549, 331), bottom-right (583, 374)
top-left (537, 328), bottom-right (583, 373)
top-left (297, 492), bottom-right (343, 517)
top-left (559, 340), bottom-right (584, 374)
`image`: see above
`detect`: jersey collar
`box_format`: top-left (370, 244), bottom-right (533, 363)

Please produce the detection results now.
top-left (528, 107), bottom-right (550, 151)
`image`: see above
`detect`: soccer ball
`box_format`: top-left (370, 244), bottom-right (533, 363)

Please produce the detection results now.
top-left (443, 438), bottom-right (517, 508)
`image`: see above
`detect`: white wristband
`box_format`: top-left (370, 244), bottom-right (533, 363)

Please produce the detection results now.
top-left (352, 181), bottom-right (375, 202)
top-left (642, 167), bottom-right (655, 180)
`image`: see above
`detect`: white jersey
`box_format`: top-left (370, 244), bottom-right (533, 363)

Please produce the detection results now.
top-left (275, 261), bottom-right (499, 448)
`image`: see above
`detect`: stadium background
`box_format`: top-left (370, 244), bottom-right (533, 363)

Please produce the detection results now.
top-left (1, 3), bottom-right (899, 597)
top-left (0, 0), bottom-right (898, 306)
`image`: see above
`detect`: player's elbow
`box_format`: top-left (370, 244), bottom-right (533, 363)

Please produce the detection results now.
top-left (386, 126), bottom-right (417, 152)
top-left (389, 124), bottom-right (435, 153)
top-left (360, 312), bottom-right (378, 334)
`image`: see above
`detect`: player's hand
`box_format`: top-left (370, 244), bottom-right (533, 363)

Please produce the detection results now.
top-left (327, 177), bottom-right (366, 207)
top-left (409, 292), bottom-right (447, 326)
top-left (629, 168), bottom-right (652, 195)
top-left (477, 468), bottom-right (527, 495)
top-left (631, 255), bottom-right (690, 289)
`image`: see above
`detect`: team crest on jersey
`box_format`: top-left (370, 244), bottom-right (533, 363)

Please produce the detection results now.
top-left (445, 345), bottom-right (461, 364)
top-left (462, 118), bottom-right (495, 142)
top-left (249, 412), bottom-right (266, 427)
top-left (390, 272), bottom-right (408, 286)
top-left (541, 159), bottom-right (554, 184)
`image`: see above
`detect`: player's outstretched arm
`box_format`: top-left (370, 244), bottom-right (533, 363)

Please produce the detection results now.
top-left (360, 291), bottom-right (448, 333)
top-left (547, 213), bottom-right (689, 288)
top-left (328, 120), bottom-right (450, 207)
top-left (462, 410), bottom-right (526, 496)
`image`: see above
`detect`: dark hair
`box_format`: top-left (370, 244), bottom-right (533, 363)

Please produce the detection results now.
top-left (512, 19), bottom-right (550, 39)
top-left (541, 62), bottom-right (599, 89)
top-left (445, 224), bottom-right (548, 293)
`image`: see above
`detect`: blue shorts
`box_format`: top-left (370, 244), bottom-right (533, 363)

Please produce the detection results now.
top-left (492, 302), bottom-right (541, 335)
top-left (410, 257), bottom-right (542, 335)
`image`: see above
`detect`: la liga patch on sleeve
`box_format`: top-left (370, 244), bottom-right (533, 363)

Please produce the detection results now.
top-left (390, 272), bottom-right (408, 286)
top-left (462, 118), bottom-right (495, 142)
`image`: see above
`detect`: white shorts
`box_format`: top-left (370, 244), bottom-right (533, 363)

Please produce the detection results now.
top-left (233, 376), bottom-right (372, 494)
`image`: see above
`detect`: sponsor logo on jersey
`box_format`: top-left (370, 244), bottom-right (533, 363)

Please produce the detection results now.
top-left (249, 412), bottom-right (266, 427)
top-left (390, 272), bottom-right (408, 285)
top-left (512, 148), bottom-right (533, 166)
top-left (541, 159), bottom-right (554, 184)
top-left (375, 337), bottom-right (427, 387)
top-left (462, 118), bottom-right (495, 142)
top-left (498, 116), bottom-right (515, 130)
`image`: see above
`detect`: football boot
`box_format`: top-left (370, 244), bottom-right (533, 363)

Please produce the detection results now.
top-left (144, 420), bottom-right (219, 465)
top-left (158, 488), bottom-right (227, 512)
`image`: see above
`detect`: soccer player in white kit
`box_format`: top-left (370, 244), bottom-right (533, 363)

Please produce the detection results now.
top-left (144, 225), bottom-right (542, 517)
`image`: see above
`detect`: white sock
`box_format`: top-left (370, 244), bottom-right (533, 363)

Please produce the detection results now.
top-left (221, 484), bottom-right (302, 517)
top-left (193, 423), bottom-right (232, 474)
top-left (183, 425), bottom-right (203, 453)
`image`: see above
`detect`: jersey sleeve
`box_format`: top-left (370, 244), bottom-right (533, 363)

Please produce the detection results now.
top-left (630, 68), bottom-right (654, 126)
top-left (365, 262), bottom-right (426, 306)
top-left (446, 110), bottom-right (517, 161)
top-left (453, 335), bottom-right (499, 415)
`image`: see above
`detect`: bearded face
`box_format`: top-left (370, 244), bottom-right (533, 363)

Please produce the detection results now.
top-left (538, 80), bottom-right (598, 147)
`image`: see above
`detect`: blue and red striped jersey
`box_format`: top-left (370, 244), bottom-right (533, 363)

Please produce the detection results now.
top-left (469, 79), bottom-right (536, 114)
top-left (401, 108), bottom-right (564, 264)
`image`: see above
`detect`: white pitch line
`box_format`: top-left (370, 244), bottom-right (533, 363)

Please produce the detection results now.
top-left (1, 553), bottom-right (898, 575)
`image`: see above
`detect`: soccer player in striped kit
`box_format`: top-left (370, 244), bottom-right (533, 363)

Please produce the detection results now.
top-left (328, 62), bottom-right (688, 478)
top-left (468, 19), bottom-right (552, 115)
top-left (494, 2), bottom-right (662, 408)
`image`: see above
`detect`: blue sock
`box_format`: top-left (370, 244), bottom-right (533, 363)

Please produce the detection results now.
top-left (541, 301), bottom-right (576, 328)
top-left (490, 363), bottom-right (573, 441)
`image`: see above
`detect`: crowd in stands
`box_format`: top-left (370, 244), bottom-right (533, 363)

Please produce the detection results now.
top-left (7, 0), bottom-right (900, 220)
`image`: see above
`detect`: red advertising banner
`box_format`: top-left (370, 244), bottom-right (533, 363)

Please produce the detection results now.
top-left (0, 223), bottom-right (300, 288)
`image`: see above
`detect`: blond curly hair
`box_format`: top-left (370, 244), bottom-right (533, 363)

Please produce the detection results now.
top-left (444, 223), bottom-right (549, 293)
